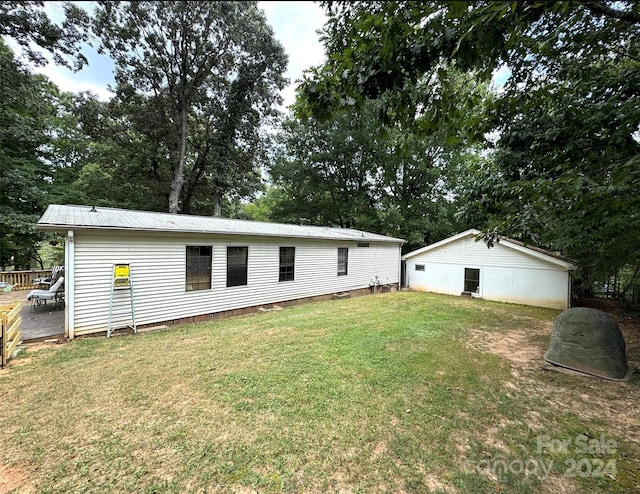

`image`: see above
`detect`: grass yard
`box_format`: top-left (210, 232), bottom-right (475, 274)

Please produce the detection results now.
top-left (0, 292), bottom-right (638, 493)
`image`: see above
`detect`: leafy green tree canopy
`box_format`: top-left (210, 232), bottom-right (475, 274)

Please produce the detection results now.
top-left (0, 1), bottom-right (89, 70)
top-left (296, 1), bottom-right (639, 122)
top-left (0, 39), bottom-right (79, 269)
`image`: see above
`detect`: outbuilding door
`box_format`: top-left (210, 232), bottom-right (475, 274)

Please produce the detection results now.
top-left (464, 268), bottom-right (480, 293)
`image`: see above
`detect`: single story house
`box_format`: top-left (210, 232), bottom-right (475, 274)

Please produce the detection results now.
top-left (402, 229), bottom-right (575, 309)
top-left (37, 204), bottom-right (405, 339)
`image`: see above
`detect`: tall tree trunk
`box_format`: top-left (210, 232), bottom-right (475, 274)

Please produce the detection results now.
top-left (213, 190), bottom-right (222, 217)
top-left (621, 261), bottom-right (640, 299)
top-left (168, 107), bottom-right (188, 213)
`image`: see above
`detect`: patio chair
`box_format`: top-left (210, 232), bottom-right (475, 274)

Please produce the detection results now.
top-left (33, 265), bottom-right (64, 289)
top-left (26, 276), bottom-right (65, 311)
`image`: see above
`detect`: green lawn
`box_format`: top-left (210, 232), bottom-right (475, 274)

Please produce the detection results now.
top-left (0, 292), bottom-right (637, 493)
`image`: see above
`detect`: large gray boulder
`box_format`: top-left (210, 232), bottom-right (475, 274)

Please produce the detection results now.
top-left (544, 307), bottom-right (628, 380)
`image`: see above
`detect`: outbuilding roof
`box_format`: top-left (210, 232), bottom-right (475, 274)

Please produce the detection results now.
top-left (401, 229), bottom-right (575, 269)
top-left (37, 204), bottom-right (406, 244)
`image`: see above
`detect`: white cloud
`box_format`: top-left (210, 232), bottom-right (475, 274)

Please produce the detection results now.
top-left (11, 43), bottom-right (116, 101)
top-left (39, 64), bottom-right (114, 101)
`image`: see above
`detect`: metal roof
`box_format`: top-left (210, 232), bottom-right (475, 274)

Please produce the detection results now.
top-left (37, 204), bottom-right (405, 244)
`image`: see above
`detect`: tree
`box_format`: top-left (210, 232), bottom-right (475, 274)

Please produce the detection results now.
top-left (69, 91), bottom-right (176, 211)
top-left (296, 1), bottom-right (638, 121)
top-left (0, 40), bottom-right (72, 269)
top-left (297, 1), bottom-right (640, 286)
top-left (270, 93), bottom-right (477, 251)
top-left (452, 2), bottom-right (640, 286)
top-left (456, 57), bottom-right (640, 286)
top-left (92, 1), bottom-right (287, 214)
top-left (271, 111), bottom-right (380, 230)
top-left (0, 1), bottom-right (89, 70)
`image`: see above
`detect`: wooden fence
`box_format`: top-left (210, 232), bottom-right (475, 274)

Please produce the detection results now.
top-left (1, 300), bottom-right (22, 368)
top-left (0, 269), bottom-right (52, 291)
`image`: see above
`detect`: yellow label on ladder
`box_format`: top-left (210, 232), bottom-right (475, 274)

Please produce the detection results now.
top-left (108, 264), bottom-right (136, 337)
top-left (114, 264), bottom-right (130, 288)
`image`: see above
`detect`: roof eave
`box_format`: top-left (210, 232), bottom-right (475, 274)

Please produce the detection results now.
top-left (499, 239), bottom-right (576, 270)
top-left (37, 222), bottom-right (405, 244)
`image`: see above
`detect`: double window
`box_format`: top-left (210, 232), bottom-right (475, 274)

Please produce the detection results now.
top-left (338, 247), bottom-right (348, 276)
top-left (186, 246), bottom-right (212, 291)
top-left (227, 246), bottom-right (248, 287)
top-left (279, 247), bottom-right (295, 282)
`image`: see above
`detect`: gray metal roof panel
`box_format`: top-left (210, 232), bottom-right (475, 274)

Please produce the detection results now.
top-left (38, 204), bottom-right (405, 244)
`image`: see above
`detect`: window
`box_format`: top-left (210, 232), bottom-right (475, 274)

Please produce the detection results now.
top-left (464, 268), bottom-right (480, 293)
top-left (279, 247), bottom-right (295, 282)
top-left (338, 247), bottom-right (348, 276)
top-left (186, 246), bottom-right (212, 291)
top-left (227, 246), bottom-right (248, 287)
top-left (415, 264), bottom-right (425, 272)
top-left (357, 242), bottom-right (370, 248)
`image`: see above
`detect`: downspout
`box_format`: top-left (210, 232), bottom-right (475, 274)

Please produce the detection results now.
top-left (65, 230), bottom-right (75, 340)
top-left (398, 244), bottom-right (403, 290)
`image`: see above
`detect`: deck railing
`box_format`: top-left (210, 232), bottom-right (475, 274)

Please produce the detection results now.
top-left (1, 300), bottom-right (22, 368)
top-left (0, 270), bottom-right (52, 291)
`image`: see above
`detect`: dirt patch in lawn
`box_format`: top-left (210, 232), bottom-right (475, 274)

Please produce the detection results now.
top-left (0, 464), bottom-right (33, 494)
top-left (467, 298), bottom-right (640, 444)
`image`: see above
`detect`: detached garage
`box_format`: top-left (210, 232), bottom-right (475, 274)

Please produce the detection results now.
top-left (402, 229), bottom-right (575, 309)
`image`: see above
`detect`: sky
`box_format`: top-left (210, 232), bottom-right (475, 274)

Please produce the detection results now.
top-left (30, 1), bottom-right (328, 110)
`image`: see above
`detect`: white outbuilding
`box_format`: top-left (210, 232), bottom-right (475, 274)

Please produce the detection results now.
top-left (402, 229), bottom-right (575, 309)
top-left (37, 204), bottom-right (405, 339)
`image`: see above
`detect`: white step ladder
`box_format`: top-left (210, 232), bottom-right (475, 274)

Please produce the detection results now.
top-left (107, 263), bottom-right (137, 337)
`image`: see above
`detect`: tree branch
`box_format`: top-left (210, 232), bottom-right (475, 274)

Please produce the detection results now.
top-left (579, 1), bottom-right (640, 24)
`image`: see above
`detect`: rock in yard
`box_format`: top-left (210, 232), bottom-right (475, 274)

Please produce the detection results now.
top-left (544, 307), bottom-right (628, 380)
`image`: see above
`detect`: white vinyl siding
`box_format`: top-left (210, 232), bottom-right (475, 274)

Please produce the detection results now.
top-left (410, 238), bottom-right (561, 270)
top-left (70, 231), bottom-right (400, 335)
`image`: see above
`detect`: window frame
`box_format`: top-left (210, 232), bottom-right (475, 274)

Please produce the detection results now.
top-left (185, 245), bottom-right (212, 292)
top-left (337, 247), bottom-right (349, 276)
top-left (226, 246), bottom-right (249, 287)
top-left (279, 246), bottom-right (295, 282)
